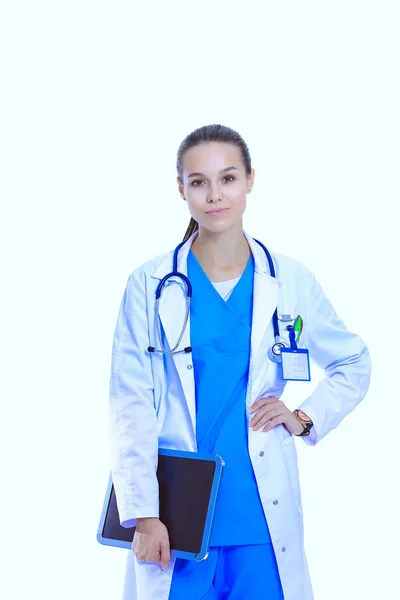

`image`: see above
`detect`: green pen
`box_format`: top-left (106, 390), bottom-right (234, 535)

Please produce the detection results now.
top-left (294, 315), bottom-right (303, 344)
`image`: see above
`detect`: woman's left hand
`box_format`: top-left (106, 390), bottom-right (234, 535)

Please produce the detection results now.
top-left (250, 396), bottom-right (304, 435)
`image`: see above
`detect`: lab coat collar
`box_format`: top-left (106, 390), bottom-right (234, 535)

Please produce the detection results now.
top-left (150, 230), bottom-right (281, 422)
top-left (150, 230), bottom-right (282, 282)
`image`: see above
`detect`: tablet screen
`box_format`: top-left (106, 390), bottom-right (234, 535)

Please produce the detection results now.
top-left (158, 454), bottom-right (216, 554)
top-left (101, 454), bottom-right (217, 554)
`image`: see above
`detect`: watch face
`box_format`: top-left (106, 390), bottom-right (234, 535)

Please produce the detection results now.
top-left (298, 410), bottom-right (309, 421)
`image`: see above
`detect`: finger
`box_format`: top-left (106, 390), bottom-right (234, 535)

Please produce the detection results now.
top-left (134, 540), bottom-right (149, 562)
top-left (250, 396), bottom-right (279, 413)
top-left (160, 538), bottom-right (171, 570)
top-left (132, 531), bottom-right (147, 552)
top-left (135, 552), bottom-right (149, 563)
top-left (250, 407), bottom-right (270, 427)
top-left (131, 532), bottom-right (141, 554)
top-left (147, 547), bottom-right (162, 563)
top-left (253, 412), bottom-right (281, 431)
top-left (255, 410), bottom-right (285, 431)
top-left (251, 406), bottom-right (284, 429)
top-left (251, 399), bottom-right (286, 422)
top-left (262, 416), bottom-right (286, 433)
top-left (146, 535), bottom-right (161, 563)
top-left (132, 532), bottom-right (151, 560)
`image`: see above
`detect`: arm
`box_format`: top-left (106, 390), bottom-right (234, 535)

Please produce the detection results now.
top-left (297, 268), bottom-right (372, 446)
top-left (109, 268), bottom-right (159, 527)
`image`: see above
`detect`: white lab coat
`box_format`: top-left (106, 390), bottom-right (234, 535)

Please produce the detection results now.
top-left (109, 231), bottom-right (371, 600)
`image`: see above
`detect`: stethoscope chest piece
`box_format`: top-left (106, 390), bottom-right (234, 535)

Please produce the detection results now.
top-left (268, 337), bottom-right (289, 363)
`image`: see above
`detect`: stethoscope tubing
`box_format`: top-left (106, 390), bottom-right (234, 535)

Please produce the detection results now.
top-left (151, 237), bottom-right (284, 358)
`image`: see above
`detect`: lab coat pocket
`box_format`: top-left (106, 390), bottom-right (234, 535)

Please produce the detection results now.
top-left (281, 436), bottom-right (303, 515)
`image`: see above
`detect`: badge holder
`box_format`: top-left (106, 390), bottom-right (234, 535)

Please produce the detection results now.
top-left (280, 325), bottom-right (311, 382)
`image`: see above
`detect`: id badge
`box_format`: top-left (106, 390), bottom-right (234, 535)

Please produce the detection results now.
top-left (280, 348), bottom-right (311, 381)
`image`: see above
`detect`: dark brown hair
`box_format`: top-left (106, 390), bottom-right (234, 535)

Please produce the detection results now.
top-left (177, 124), bottom-right (252, 242)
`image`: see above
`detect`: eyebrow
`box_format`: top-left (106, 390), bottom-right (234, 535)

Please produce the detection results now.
top-left (187, 166), bottom-right (239, 179)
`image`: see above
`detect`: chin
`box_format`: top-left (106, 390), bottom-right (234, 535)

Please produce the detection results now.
top-left (199, 219), bottom-right (242, 235)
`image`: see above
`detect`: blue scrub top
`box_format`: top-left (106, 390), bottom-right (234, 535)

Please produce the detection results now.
top-left (188, 250), bottom-right (271, 546)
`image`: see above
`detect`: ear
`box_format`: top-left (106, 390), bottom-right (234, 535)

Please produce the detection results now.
top-left (247, 168), bottom-right (255, 193)
top-left (177, 176), bottom-right (186, 200)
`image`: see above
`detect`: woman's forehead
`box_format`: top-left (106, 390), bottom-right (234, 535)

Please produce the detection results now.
top-left (182, 142), bottom-right (243, 175)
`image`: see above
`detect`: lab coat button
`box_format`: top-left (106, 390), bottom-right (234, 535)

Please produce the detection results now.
top-left (187, 365), bottom-right (193, 370)
top-left (259, 451), bottom-right (264, 457)
top-left (273, 500), bottom-right (278, 505)
top-left (282, 546), bottom-right (286, 552)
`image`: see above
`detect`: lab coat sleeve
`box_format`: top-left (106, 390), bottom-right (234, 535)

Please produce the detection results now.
top-left (109, 268), bottom-right (159, 527)
top-left (297, 267), bottom-right (372, 446)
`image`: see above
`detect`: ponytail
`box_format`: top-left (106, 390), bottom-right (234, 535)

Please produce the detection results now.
top-left (182, 217), bottom-right (199, 242)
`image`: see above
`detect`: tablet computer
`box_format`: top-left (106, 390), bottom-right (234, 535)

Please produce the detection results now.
top-left (97, 449), bottom-right (225, 561)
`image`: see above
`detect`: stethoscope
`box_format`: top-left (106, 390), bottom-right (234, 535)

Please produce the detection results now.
top-left (147, 239), bottom-right (290, 362)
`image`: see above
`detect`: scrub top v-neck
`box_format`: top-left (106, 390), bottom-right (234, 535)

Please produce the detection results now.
top-left (187, 250), bottom-right (271, 546)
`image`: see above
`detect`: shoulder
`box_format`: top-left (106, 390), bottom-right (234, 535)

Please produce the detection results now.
top-left (247, 233), bottom-right (315, 284)
top-left (269, 249), bottom-right (315, 284)
top-left (126, 249), bottom-right (174, 285)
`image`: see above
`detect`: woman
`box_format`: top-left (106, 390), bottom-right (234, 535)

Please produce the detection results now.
top-left (109, 124), bottom-right (371, 600)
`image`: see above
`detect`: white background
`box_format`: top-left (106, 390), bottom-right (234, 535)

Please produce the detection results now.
top-left (1, 1), bottom-right (399, 598)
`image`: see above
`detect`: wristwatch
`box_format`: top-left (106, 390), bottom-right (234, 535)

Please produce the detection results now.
top-left (293, 409), bottom-right (314, 437)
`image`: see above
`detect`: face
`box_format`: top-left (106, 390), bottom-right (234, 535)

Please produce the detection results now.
top-left (177, 142), bottom-right (255, 234)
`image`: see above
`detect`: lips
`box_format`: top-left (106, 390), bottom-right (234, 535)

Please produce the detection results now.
top-left (206, 208), bottom-right (229, 215)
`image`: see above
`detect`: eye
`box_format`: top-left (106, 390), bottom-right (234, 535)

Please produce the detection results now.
top-left (222, 175), bottom-right (235, 182)
top-left (191, 179), bottom-right (205, 186)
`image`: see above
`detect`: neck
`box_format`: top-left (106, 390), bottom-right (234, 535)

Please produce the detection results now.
top-left (191, 221), bottom-right (250, 268)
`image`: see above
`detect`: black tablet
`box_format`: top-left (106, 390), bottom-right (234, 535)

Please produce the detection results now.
top-left (97, 448), bottom-right (224, 561)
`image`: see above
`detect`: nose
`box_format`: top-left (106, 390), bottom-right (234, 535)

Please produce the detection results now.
top-left (206, 181), bottom-right (222, 204)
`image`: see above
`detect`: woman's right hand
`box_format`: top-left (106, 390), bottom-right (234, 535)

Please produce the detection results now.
top-left (132, 517), bottom-right (171, 570)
